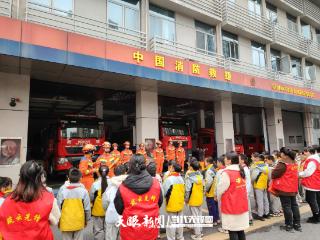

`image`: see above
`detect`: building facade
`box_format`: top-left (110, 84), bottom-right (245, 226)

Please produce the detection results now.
top-left (0, 0), bottom-right (320, 182)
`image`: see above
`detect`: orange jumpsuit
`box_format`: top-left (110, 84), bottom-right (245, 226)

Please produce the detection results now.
top-left (79, 157), bottom-right (95, 191)
top-left (120, 149), bottom-right (133, 164)
top-left (111, 150), bottom-right (121, 164)
top-left (153, 147), bottom-right (164, 174)
top-left (176, 146), bottom-right (186, 171)
top-left (166, 145), bottom-right (176, 161)
top-left (95, 152), bottom-right (117, 177)
top-left (136, 149), bottom-right (147, 160)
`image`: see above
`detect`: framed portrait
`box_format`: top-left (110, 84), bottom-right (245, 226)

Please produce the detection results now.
top-left (145, 138), bottom-right (155, 154)
top-left (0, 138), bottom-right (22, 165)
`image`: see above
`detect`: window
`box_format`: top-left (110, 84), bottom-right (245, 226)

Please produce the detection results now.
top-left (291, 56), bottom-right (302, 78)
top-left (108, 0), bottom-right (140, 32)
top-left (301, 21), bottom-right (312, 40)
top-left (251, 41), bottom-right (266, 67)
top-left (305, 61), bottom-right (316, 81)
top-left (287, 13), bottom-right (298, 32)
top-left (271, 49), bottom-right (281, 72)
top-left (222, 31), bottom-right (239, 59)
top-left (195, 20), bottom-right (215, 55)
top-left (30, 0), bottom-right (73, 16)
top-left (248, 0), bottom-right (261, 16)
top-left (289, 136), bottom-right (295, 144)
top-left (296, 136), bottom-right (303, 144)
top-left (266, 2), bottom-right (277, 23)
top-left (316, 28), bottom-right (320, 43)
top-left (149, 4), bottom-right (175, 42)
top-left (314, 118), bottom-right (320, 129)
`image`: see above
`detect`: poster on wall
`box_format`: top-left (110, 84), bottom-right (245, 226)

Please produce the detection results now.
top-left (0, 138), bottom-right (21, 165)
top-left (145, 138), bottom-right (156, 155)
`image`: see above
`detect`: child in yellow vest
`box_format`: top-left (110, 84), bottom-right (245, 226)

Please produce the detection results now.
top-left (185, 160), bottom-right (205, 240)
top-left (251, 153), bottom-right (270, 221)
top-left (90, 166), bottom-right (110, 240)
top-left (57, 168), bottom-right (91, 240)
top-left (163, 161), bottom-right (185, 240)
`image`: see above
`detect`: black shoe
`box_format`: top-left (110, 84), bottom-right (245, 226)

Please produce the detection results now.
top-left (293, 224), bottom-right (302, 232)
top-left (249, 220), bottom-right (253, 226)
top-left (306, 216), bottom-right (319, 224)
top-left (263, 214), bottom-right (271, 219)
top-left (280, 225), bottom-right (294, 233)
top-left (256, 216), bottom-right (265, 221)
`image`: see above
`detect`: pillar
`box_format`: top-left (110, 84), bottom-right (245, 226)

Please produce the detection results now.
top-left (136, 90), bottom-right (159, 145)
top-left (266, 102), bottom-right (284, 152)
top-left (303, 110), bottom-right (313, 147)
top-left (0, 72), bottom-right (30, 184)
top-left (214, 95), bottom-right (235, 156)
top-left (266, 43), bottom-right (271, 69)
top-left (301, 57), bottom-right (306, 80)
top-left (140, 0), bottom-right (149, 45)
top-left (261, 108), bottom-right (269, 153)
top-left (297, 16), bottom-right (302, 34)
top-left (95, 99), bottom-right (103, 119)
top-left (216, 23), bottom-right (223, 55)
top-left (198, 109), bottom-right (205, 129)
top-left (261, 0), bottom-right (267, 17)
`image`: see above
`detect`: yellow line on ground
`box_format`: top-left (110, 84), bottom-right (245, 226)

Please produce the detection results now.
top-left (203, 205), bottom-right (310, 240)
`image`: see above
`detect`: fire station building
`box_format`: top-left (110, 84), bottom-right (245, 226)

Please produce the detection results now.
top-left (1, 0), bottom-right (320, 182)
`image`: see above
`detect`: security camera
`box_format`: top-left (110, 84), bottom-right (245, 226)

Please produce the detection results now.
top-left (9, 98), bottom-right (16, 107)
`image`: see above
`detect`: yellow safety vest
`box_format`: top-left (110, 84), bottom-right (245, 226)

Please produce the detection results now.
top-left (189, 175), bottom-right (204, 207)
top-left (166, 183), bottom-right (185, 212)
top-left (92, 189), bottom-right (105, 217)
top-left (59, 198), bottom-right (85, 232)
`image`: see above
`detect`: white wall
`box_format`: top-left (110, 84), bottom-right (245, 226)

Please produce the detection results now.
top-left (238, 36), bottom-right (252, 63)
top-left (175, 13), bottom-right (196, 47)
top-left (311, 113), bottom-right (320, 145)
top-left (282, 111), bottom-right (305, 151)
top-left (0, 72), bottom-right (30, 184)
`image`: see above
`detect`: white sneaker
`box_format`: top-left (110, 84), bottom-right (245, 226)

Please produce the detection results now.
top-left (218, 227), bottom-right (229, 234)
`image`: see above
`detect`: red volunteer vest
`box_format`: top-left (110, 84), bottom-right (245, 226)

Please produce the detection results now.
top-left (221, 170), bottom-right (248, 215)
top-left (301, 158), bottom-right (320, 190)
top-left (119, 179), bottom-right (161, 240)
top-left (273, 162), bottom-right (298, 193)
top-left (0, 190), bottom-right (54, 240)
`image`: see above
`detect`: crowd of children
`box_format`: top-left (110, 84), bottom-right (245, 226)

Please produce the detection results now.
top-left (1, 144), bottom-right (320, 240)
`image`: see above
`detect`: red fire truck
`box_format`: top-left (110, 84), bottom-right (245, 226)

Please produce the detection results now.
top-left (198, 129), bottom-right (265, 157)
top-left (42, 115), bottom-right (105, 175)
top-left (234, 135), bottom-right (265, 156)
top-left (197, 128), bottom-right (216, 157)
top-left (159, 118), bottom-right (192, 159)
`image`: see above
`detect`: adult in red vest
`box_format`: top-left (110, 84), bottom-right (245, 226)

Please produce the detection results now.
top-left (271, 147), bottom-right (301, 232)
top-left (114, 154), bottom-right (163, 240)
top-left (217, 152), bottom-right (249, 240)
top-left (299, 147), bottom-right (320, 223)
top-left (0, 161), bottom-right (61, 240)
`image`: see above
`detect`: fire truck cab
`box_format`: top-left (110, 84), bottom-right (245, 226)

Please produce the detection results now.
top-left (42, 115), bottom-right (105, 175)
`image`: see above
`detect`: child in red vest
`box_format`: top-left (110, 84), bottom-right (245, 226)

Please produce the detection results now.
top-left (217, 153), bottom-right (249, 240)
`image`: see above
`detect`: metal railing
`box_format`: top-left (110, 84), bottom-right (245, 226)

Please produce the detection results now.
top-left (25, 1), bottom-right (147, 49)
top-left (149, 37), bottom-right (225, 68)
top-left (177, 0), bottom-right (221, 19)
top-left (222, 0), bottom-right (272, 41)
top-left (0, 0), bottom-right (11, 17)
top-left (149, 37), bottom-right (311, 89)
top-left (308, 40), bottom-right (320, 61)
top-left (282, 0), bottom-right (304, 13)
top-left (304, 0), bottom-right (320, 24)
top-left (273, 23), bottom-right (308, 54)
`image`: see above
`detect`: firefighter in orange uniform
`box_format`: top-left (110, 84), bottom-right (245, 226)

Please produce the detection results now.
top-left (166, 138), bottom-right (176, 162)
top-left (176, 141), bottom-right (186, 172)
top-left (120, 141), bottom-right (133, 164)
top-left (136, 143), bottom-right (147, 160)
top-left (79, 144), bottom-right (97, 191)
top-left (111, 143), bottom-right (121, 163)
top-left (153, 140), bottom-right (165, 174)
top-left (96, 141), bottom-right (118, 177)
